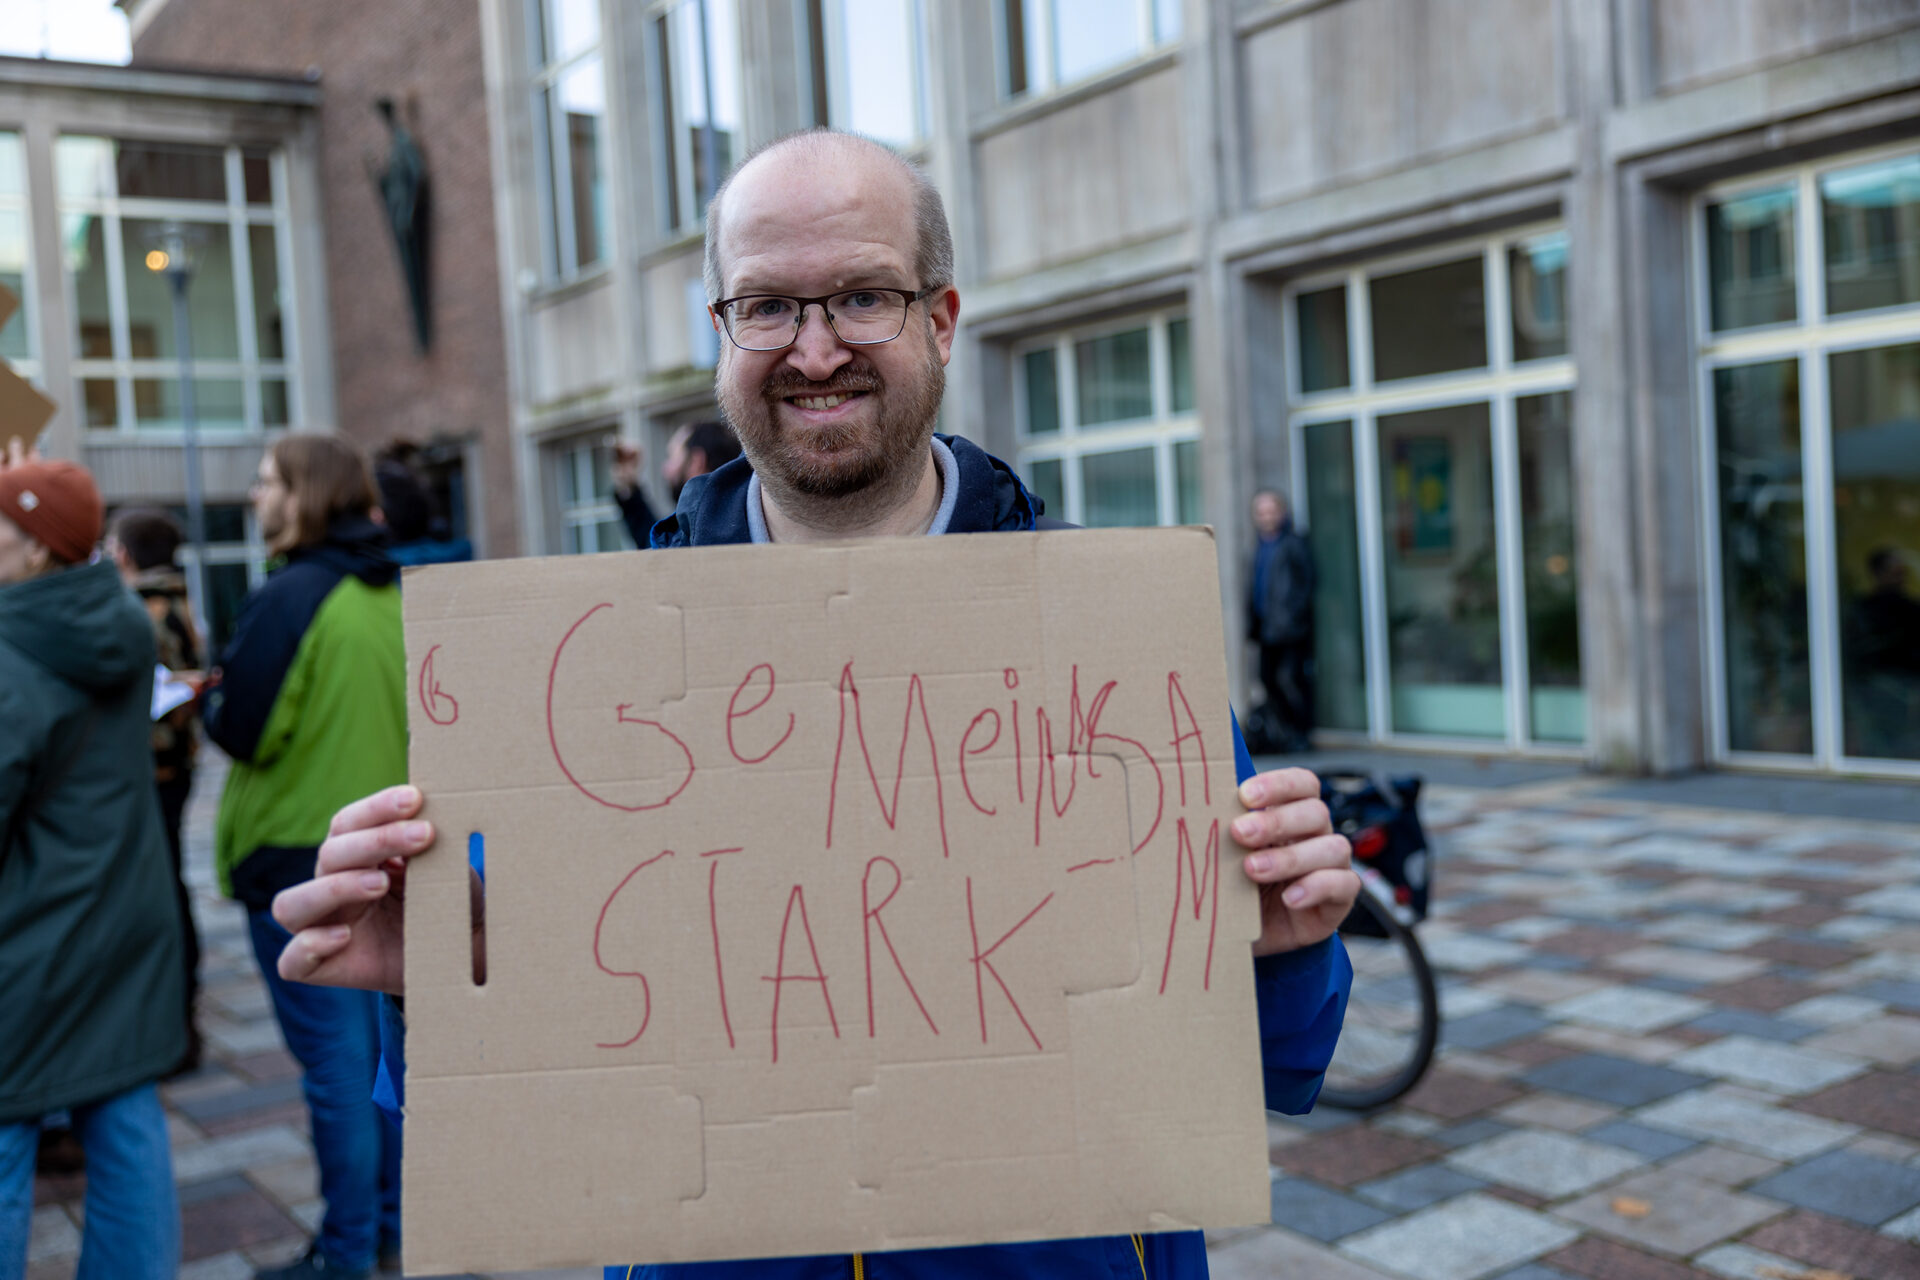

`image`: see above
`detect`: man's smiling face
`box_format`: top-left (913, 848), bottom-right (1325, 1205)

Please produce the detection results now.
top-left (710, 142), bottom-right (957, 503)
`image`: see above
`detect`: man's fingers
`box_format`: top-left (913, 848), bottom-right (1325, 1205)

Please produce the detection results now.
top-left (273, 869), bottom-right (390, 935)
top-left (1236, 766), bottom-right (1319, 810)
top-left (1241, 832), bottom-right (1351, 883)
top-left (327, 785), bottom-right (423, 839)
top-left (1270, 867), bottom-right (1361, 913)
top-left (1230, 796), bottom-right (1332, 850)
top-left (316, 818), bottom-right (434, 876)
top-left (277, 924), bottom-right (352, 983)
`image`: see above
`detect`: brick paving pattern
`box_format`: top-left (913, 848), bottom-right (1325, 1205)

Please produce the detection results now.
top-left (24, 757), bottom-right (1920, 1279)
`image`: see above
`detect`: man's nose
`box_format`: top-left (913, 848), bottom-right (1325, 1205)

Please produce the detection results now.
top-left (784, 303), bottom-right (853, 381)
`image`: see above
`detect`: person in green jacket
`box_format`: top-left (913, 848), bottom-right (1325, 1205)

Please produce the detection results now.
top-left (202, 434), bottom-right (407, 1280)
top-left (0, 448), bottom-right (184, 1280)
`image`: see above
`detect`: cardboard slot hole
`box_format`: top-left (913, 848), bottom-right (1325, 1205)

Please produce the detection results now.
top-left (468, 831), bottom-right (487, 987)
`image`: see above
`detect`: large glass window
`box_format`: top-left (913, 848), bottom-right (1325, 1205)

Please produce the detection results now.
top-left (1701, 148), bottom-right (1920, 772)
top-left (1015, 312), bottom-right (1198, 528)
top-left (1000, 0), bottom-right (1179, 98)
top-left (0, 131), bottom-right (33, 367)
top-left (529, 0), bottom-right (607, 278)
top-left (1287, 227), bottom-right (1581, 750)
top-left (652, 0), bottom-right (741, 234)
top-left (804, 0), bottom-right (928, 149)
top-left (551, 433), bottom-right (627, 553)
top-left (56, 135), bottom-right (292, 434)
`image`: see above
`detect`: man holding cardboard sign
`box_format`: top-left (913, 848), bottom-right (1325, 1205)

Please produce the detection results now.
top-left (273, 131), bottom-right (1358, 1278)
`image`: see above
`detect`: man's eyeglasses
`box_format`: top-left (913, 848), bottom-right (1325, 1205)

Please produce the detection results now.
top-left (712, 286), bottom-right (937, 352)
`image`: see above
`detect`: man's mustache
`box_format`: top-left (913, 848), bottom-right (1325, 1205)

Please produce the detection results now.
top-left (761, 368), bottom-right (884, 399)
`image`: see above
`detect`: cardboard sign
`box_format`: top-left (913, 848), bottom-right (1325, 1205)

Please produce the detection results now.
top-left (401, 528), bottom-right (1270, 1273)
top-left (0, 285), bottom-right (56, 456)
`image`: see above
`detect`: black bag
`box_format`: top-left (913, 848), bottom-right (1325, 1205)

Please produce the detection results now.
top-left (1321, 771), bottom-right (1433, 936)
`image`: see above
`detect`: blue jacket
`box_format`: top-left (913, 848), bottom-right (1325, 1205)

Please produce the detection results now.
top-left (379, 436), bottom-right (1351, 1279)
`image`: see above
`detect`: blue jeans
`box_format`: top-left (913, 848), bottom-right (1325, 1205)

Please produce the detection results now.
top-left (0, 1083), bottom-right (179, 1280)
top-left (248, 911), bottom-right (400, 1270)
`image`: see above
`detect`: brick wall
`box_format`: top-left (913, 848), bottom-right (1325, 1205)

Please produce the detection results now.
top-left (133, 0), bottom-right (521, 555)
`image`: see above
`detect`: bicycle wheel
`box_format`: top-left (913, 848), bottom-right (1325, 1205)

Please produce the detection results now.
top-left (1317, 889), bottom-right (1439, 1111)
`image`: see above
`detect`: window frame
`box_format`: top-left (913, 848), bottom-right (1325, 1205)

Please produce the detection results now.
top-left (646, 0), bottom-right (742, 236)
top-left (1693, 142), bottom-right (1920, 779)
top-left (801, 0), bottom-right (931, 149)
top-left (1013, 308), bottom-right (1200, 528)
top-left (549, 428), bottom-right (628, 554)
top-left (527, 0), bottom-right (610, 281)
top-left (0, 129), bottom-right (42, 386)
top-left (1280, 223), bottom-right (1581, 754)
top-left (56, 136), bottom-right (297, 440)
top-left (997, 0), bottom-right (1176, 100)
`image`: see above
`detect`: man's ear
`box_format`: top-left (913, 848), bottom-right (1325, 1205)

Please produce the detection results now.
top-left (927, 285), bottom-right (960, 365)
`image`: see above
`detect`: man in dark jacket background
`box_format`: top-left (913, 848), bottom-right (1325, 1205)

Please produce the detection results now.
top-left (611, 420), bottom-right (742, 548)
top-left (0, 449), bottom-right (184, 1279)
top-left (1248, 488), bottom-right (1315, 753)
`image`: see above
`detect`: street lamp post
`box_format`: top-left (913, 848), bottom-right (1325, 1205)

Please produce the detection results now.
top-left (145, 224), bottom-right (207, 635)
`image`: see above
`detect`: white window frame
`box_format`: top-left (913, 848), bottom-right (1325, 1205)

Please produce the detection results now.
top-left (527, 0), bottom-right (609, 281)
top-left (551, 430), bottom-right (626, 554)
top-left (56, 136), bottom-right (296, 440)
top-left (1014, 310), bottom-right (1199, 528)
top-left (1282, 225), bottom-right (1581, 755)
top-left (800, 0), bottom-right (931, 149)
top-left (0, 129), bottom-right (41, 388)
top-left (998, 0), bottom-right (1176, 100)
top-left (647, 0), bottom-right (741, 236)
top-left (1694, 141), bottom-right (1920, 779)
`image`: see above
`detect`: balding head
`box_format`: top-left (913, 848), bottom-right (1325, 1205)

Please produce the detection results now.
top-left (703, 129), bottom-right (953, 302)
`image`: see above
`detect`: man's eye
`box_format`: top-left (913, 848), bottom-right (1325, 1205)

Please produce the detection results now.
top-left (747, 297), bottom-right (795, 319)
top-left (839, 291), bottom-right (881, 311)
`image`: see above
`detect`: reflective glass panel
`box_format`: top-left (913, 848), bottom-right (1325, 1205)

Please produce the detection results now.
top-left (1509, 231), bottom-right (1569, 362)
top-left (559, 58), bottom-right (606, 267)
top-left (1174, 439), bottom-right (1201, 524)
top-left (1296, 284), bottom-right (1349, 393)
top-left (261, 378), bottom-right (289, 426)
top-left (1377, 401), bottom-right (1503, 736)
top-left (1074, 327), bottom-right (1151, 427)
top-left (1715, 359), bottom-right (1811, 753)
top-left (661, 0), bottom-right (741, 230)
top-left (82, 379), bottom-right (118, 428)
top-left (1053, 0), bottom-right (1146, 85)
top-left (832, 0), bottom-right (921, 147)
top-left (133, 378), bottom-right (245, 431)
top-left (1081, 447), bottom-right (1157, 527)
top-left (117, 142), bottom-right (226, 202)
top-left (122, 219), bottom-right (238, 359)
top-left (1707, 186), bottom-right (1797, 332)
top-left (1022, 348), bottom-right (1059, 435)
top-left (1027, 456), bottom-right (1063, 520)
top-left (64, 214), bottom-right (113, 357)
top-left (1822, 154), bottom-right (1920, 316)
top-left (249, 225), bottom-right (284, 360)
top-left (0, 209), bottom-right (27, 360)
top-left (1168, 317), bottom-right (1193, 414)
top-left (1153, 0), bottom-right (1180, 41)
top-left (1516, 392), bottom-right (1584, 742)
top-left (548, 0), bottom-right (600, 61)
top-left (1830, 343), bottom-right (1920, 761)
top-left (243, 148), bottom-right (272, 205)
top-left (0, 131), bottom-right (21, 196)
top-left (1369, 256), bottom-right (1486, 382)
top-left (54, 137), bottom-right (115, 202)
top-left (1303, 419), bottom-right (1367, 732)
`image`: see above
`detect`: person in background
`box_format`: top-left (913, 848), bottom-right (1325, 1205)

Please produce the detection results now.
top-left (611, 420), bottom-right (743, 548)
top-left (0, 447), bottom-right (184, 1280)
top-left (107, 507), bottom-right (206, 1074)
top-left (203, 434), bottom-right (405, 1280)
top-left (373, 456), bottom-right (471, 567)
top-left (1248, 488), bottom-right (1316, 754)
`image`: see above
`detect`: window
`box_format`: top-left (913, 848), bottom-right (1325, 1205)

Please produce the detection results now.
top-left (0, 131), bottom-right (35, 373)
top-left (529, 0), bottom-right (608, 278)
top-left (1287, 228), bottom-right (1581, 748)
top-left (651, 0), bottom-right (741, 234)
top-left (1015, 312), bottom-right (1199, 528)
top-left (551, 433), bottom-right (628, 553)
top-left (1000, 0), bottom-right (1179, 99)
top-left (1700, 148), bottom-right (1920, 772)
top-left (56, 136), bottom-right (292, 434)
top-left (803, 0), bottom-right (929, 149)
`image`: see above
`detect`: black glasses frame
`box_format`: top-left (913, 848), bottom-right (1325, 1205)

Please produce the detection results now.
top-left (711, 285), bottom-right (938, 351)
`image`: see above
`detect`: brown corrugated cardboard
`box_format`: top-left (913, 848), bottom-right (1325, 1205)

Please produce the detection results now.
top-left (400, 527), bottom-right (1270, 1272)
top-left (0, 285), bottom-right (56, 455)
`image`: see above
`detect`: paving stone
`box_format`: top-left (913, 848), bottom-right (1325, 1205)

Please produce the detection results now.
top-left (178, 1254), bottom-right (258, 1280)
top-left (1206, 1225), bottom-right (1402, 1280)
top-left (1633, 1087), bottom-right (1858, 1161)
top-left (1339, 1192), bottom-right (1581, 1280)
top-left (1813, 916), bottom-right (1902, 943)
top-left (1691, 1242), bottom-right (1810, 1280)
top-left (1855, 979), bottom-right (1920, 1013)
top-left (1476, 971), bottom-right (1612, 1006)
top-left (26, 1206), bottom-right (77, 1263)
top-left (1635, 976), bottom-right (1712, 996)
top-left (1792, 1070), bottom-right (1920, 1140)
top-left (199, 1100), bottom-right (309, 1139)
top-left (1847, 885), bottom-right (1920, 919)
top-left (1679, 1010), bottom-right (1818, 1043)
top-left (1521, 1055), bottom-right (1708, 1108)
top-left (1272, 1127), bottom-right (1446, 1188)
top-left (1433, 1118), bottom-right (1520, 1150)
top-left (1798, 1015), bottom-right (1920, 1066)
top-left (178, 1175), bottom-right (303, 1263)
top-left (1550, 1167), bottom-right (1784, 1256)
top-left (227, 1049), bottom-right (302, 1084)
top-left (1445, 986), bottom-right (1517, 1020)
top-left (1426, 935), bottom-right (1538, 972)
top-left (244, 1156), bottom-right (319, 1210)
top-left (1269, 1176), bottom-right (1397, 1242)
top-left (1491, 918), bottom-right (1583, 944)
top-left (1668, 1036), bottom-right (1868, 1096)
top-left (1747, 1149), bottom-right (1920, 1226)
top-left (1495, 1096), bottom-right (1619, 1133)
top-left (1543, 1027), bottom-right (1689, 1064)
top-left (1487, 1267), bottom-right (1583, 1280)
top-left (1738, 937), bottom-right (1862, 970)
top-left (1743, 1209), bottom-right (1920, 1280)
top-left (1698, 976), bottom-right (1827, 1013)
top-left (1539, 1236), bottom-right (1713, 1280)
top-left (1373, 1110), bottom-right (1445, 1138)
top-left (1448, 1006), bottom-right (1558, 1050)
top-left (172, 1077), bottom-right (305, 1125)
top-left (1603, 947), bottom-right (1770, 985)
top-left (1537, 928), bottom-right (1646, 960)
top-left (1657, 1146), bottom-right (1781, 1187)
top-left (1847, 1134), bottom-right (1920, 1163)
top-left (1579, 1121), bottom-right (1699, 1162)
top-left (1444, 1049), bottom-right (1533, 1080)
top-left (169, 1126), bottom-right (311, 1186)
top-left (1492, 1038), bottom-right (1586, 1068)
top-left (1883, 1202), bottom-right (1920, 1244)
top-left (1640, 917), bottom-right (1779, 950)
top-left (1291, 1105), bottom-right (1363, 1130)
top-left (1546, 988), bottom-right (1713, 1035)
top-left (1403, 1069), bottom-right (1528, 1120)
top-left (1355, 1161), bottom-right (1491, 1212)
top-left (1446, 1130), bottom-right (1644, 1198)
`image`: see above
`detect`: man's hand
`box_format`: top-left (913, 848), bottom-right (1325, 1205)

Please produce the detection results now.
top-left (612, 441), bottom-right (643, 496)
top-left (272, 785), bottom-right (462, 995)
top-left (1231, 767), bottom-right (1358, 957)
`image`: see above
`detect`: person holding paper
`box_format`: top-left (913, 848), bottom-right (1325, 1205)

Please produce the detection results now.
top-left (274, 131), bottom-right (1358, 1280)
top-left (0, 448), bottom-right (185, 1279)
top-left (203, 434), bottom-right (406, 1280)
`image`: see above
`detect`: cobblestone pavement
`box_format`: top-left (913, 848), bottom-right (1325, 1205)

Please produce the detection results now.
top-left (25, 757), bottom-right (1920, 1279)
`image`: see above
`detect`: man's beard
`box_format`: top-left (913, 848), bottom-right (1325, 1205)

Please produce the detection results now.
top-left (719, 341), bottom-right (945, 502)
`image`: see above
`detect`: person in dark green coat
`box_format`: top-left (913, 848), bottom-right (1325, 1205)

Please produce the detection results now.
top-left (0, 450), bottom-right (184, 1279)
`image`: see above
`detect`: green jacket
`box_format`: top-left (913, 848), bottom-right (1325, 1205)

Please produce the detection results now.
top-left (204, 515), bottom-right (408, 905)
top-left (0, 560), bottom-right (186, 1121)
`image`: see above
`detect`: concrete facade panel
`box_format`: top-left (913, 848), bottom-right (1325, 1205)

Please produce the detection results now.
top-left (1650, 0), bottom-right (1920, 94)
top-left (525, 282), bottom-right (622, 408)
top-left (85, 441), bottom-right (265, 505)
top-left (642, 251), bottom-right (706, 379)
